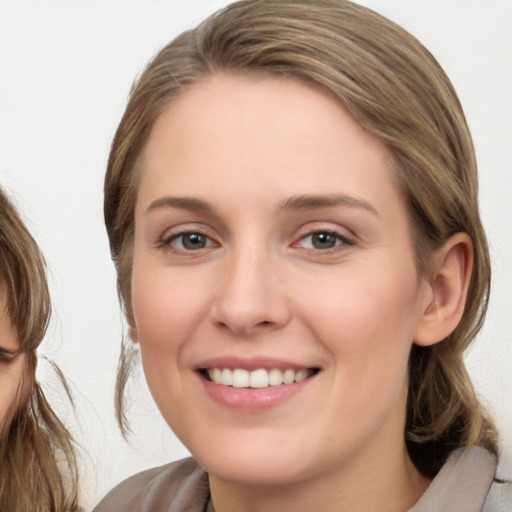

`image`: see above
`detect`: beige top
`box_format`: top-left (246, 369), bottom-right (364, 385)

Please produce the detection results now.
top-left (93, 447), bottom-right (511, 511)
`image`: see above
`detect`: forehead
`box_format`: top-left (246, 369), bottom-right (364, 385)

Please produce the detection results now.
top-left (147, 72), bottom-right (386, 154)
top-left (137, 73), bottom-right (399, 209)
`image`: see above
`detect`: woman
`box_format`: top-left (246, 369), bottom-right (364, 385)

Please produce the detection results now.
top-left (0, 188), bottom-right (80, 511)
top-left (95, 0), bottom-right (510, 510)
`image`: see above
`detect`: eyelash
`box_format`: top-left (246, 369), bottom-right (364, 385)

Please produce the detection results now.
top-left (158, 227), bottom-right (354, 255)
top-left (0, 348), bottom-right (19, 363)
top-left (294, 229), bottom-right (355, 252)
top-left (158, 229), bottom-right (217, 253)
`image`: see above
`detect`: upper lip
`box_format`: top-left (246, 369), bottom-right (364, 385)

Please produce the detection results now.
top-left (195, 356), bottom-right (320, 372)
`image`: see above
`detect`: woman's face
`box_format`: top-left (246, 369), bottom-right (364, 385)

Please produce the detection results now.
top-left (0, 289), bottom-right (27, 429)
top-left (131, 74), bottom-right (432, 486)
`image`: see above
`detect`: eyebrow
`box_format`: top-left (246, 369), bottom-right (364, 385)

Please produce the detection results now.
top-left (279, 194), bottom-right (379, 216)
top-left (145, 193), bottom-right (378, 216)
top-left (145, 196), bottom-right (213, 214)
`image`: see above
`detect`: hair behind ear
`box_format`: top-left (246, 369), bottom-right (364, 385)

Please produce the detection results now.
top-left (407, 342), bottom-right (498, 476)
top-left (407, 235), bottom-right (496, 476)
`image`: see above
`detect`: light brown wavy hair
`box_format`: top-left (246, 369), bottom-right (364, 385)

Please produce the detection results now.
top-left (104, 0), bottom-right (497, 476)
top-left (0, 188), bottom-right (80, 511)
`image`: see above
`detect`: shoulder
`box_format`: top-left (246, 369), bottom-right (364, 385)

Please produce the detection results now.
top-left (483, 477), bottom-right (512, 512)
top-left (92, 457), bottom-right (209, 512)
top-left (410, 446), bottom-right (499, 512)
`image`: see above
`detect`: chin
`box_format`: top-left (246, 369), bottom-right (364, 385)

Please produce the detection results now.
top-left (200, 453), bottom-right (309, 487)
top-left (187, 428), bottom-right (327, 487)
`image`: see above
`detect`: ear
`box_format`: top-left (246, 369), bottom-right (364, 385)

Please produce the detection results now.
top-left (414, 233), bottom-right (473, 347)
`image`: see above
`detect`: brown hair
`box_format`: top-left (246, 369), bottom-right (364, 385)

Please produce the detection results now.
top-left (0, 188), bottom-right (80, 511)
top-left (104, 0), bottom-right (497, 475)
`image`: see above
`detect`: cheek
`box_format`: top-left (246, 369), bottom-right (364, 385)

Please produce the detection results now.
top-left (131, 264), bottom-right (211, 359)
top-left (299, 258), bottom-right (422, 381)
top-left (297, 264), bottom-right (421, 439)
top-left (130, 264), bottom-right (216, 428)
top-left (309, 262), bottom-right (419, 335)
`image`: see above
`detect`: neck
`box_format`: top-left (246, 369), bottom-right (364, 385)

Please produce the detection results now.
top-left (209, 443), bottom-right (430, 512)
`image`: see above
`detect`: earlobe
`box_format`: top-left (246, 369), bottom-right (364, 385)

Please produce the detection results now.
top-left (414, 233), bottom-right (473, 347)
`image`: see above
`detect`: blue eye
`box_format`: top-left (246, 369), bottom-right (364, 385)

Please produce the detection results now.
top-left (168, 232), bottom-right (214, 251)
top-left (298, 231), bottom-right (352, 250)
top-left (310, 232), bottom-right (338, 249)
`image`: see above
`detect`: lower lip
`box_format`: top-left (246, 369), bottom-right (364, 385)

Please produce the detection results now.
top-left (198, 373), bottom-right (316, 411)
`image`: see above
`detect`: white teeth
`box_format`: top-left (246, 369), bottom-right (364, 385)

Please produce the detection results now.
top-left (206, 367), bottom-right (314, 388)
top-left (268, 368), bottom-right (283, 386)
top-left (232, 369), bottom-right (250, 388)
top-left (221, 368), bottom-right (233, 386)
top-left (249, 369), bottom-right (269, 388)
top-left (294, 369), bottom-right (309, 383)
top-left (283, 369), bottom-right (295, 384)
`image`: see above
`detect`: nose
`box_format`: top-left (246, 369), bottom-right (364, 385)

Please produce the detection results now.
top-left (210, 247), bottom-right (291, 337)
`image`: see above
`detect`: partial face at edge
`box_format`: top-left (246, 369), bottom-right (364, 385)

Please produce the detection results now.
top-left (130, 74), bottom-right (433, 485)
top-left (0, 288), bottom-right (28, 430)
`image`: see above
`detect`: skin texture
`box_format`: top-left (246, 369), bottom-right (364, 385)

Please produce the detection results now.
top-left (130, 74), bottom-right (469, 512)
top-left (0, 289), bottom-right (27, 430)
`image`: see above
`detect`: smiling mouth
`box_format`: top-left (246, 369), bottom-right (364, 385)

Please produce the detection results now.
top-left (201, 367), bottom-right (320, 388)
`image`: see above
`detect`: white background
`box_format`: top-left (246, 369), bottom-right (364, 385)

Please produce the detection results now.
top-left (1, 1), bottom-right (511, 509)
